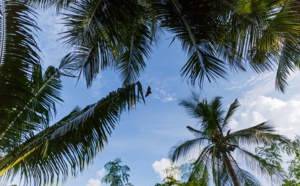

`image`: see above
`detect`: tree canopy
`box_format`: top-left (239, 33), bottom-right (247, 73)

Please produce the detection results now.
top-left (0, 0), bottom-right (300, 185)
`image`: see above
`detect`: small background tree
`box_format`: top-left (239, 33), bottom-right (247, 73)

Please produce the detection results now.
top-left (102, 158), bottom-right (134, 186)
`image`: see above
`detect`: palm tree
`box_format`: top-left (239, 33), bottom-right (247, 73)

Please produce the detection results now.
top-left (1, 0), bottom-right (300, 185)
top-left (27, 0), bottom-right (300, 92)
top-left (0, 1), bottom-right (145, 185)
top-left (170, 94), bottom-right (289, 186)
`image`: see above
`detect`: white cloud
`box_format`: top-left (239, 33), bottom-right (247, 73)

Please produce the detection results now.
top-left (233, 96), bottom-right (300, 138)
top-left (97, 168), bottom-right (106, 178)
top-left (86, 178), bottom-right (101, 186)
top-left (152, 158), bottom-right (181, 181)
top-left (152, 158), bottom-right (173, 180)
top-left (85, 168), bottom-right (106, 186)
top-left (228, 119), bottom-right (238, 129)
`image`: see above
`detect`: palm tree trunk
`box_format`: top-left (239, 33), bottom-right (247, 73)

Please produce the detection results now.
top-left (223, 153), bottom-right (240, 186)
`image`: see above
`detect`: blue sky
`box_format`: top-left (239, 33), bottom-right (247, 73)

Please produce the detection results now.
top-left (20, 8), bottom-right (300, 186)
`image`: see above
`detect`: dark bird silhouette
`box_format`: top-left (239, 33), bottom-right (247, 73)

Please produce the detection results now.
top-left (145, 86), bottom-right (152, 97)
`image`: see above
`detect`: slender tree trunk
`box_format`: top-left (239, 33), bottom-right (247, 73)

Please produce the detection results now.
top-left (223, 153), bottom-right (240, 186)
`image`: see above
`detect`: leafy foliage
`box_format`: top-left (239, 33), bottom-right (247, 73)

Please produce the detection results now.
top-left (1, 0), bottom-right (300, 185)
top-left (0, 81), bottom-right (144, 185)
top-left (0, 1), bottom-right (145, 185)
top-left (170, 94), bottom-right (289, 186)
top-left (140, 0), bottom-right (300, 90)
top-left (281, 136), bottom-right (300, 185)
top-left (102, 158), bottom-right (134, 186)
top-left (155, 163), bottom-right (209, 186)
top-left (60, 0), bottom-right (154, 87)
top-left (26, 0), bottom-right (300, 92)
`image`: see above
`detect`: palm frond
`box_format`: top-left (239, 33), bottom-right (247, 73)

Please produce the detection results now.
top-left (169, 138), bottom-right (209, 163)
top-left (152, 0), bottom-right (229, 87)
top-left (25, 0), bottom-right (75, 11)
top-left (0, 0), bottom-right (41, 120)
top-left (0, 1), bottom-right (59, 152)
top-left (231, 162), bottom-right (261, 186)
top-left (60, 0), bottom-right (153, 87)
top-left (180, 95), bottom-right (225, 131)
top-left (0, 65), bottom-right (63, 154)
top-left (275, 37), bottom-right (300, 92)
top-left (232, 0), bottom-right (300, 92)
top-left (186, 163), bottom-right (210, 186)
top-left (222, 99), bottom-right (240, 128)
top-left (0, 82), bottom-right (144, 186)
top-left (186, 126), bottom-right (208, 139)
top-left (209, 96), bottom-right (225, 129)
top-left (230, 122), bottom-right (290, 146)
top-left (58, 53), bottom-right (78, 77)
top-left (179, 92), bottom-right (201, 119)
top-left (192, 145), bottom-right (214, 177)
top-left (236, 147), bottom-right (285, 184)
top-left (116, 19), bottom-right (152, 86)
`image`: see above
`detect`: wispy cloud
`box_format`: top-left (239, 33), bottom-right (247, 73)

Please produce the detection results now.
top-left (152, 87), bottom-right (176, 102)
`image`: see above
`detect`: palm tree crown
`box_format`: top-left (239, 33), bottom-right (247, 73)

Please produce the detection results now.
top-left (170, 94), bottom-right (289, 186)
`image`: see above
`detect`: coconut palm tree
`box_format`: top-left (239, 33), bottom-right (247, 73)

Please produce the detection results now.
top-left (170, 94), bottom-right (289, 186)
top-left (1, 0), bottom-right (300, 185)
top-left (0, 1), bottom-right (144, 185)
top-left (27, 0), bottom-right (300, 92)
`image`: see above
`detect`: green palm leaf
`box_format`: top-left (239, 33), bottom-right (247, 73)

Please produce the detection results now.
top-left (60, 0), bottom-right (153, 87)
top-left (25, 0), bottom-right (75, 10)
top-left (229, 122), bottom-right (290, 146)
top-left (169, 138), bottom-right (209, 163)
top-left (152, 0), bottom-right (229, 87)
top-left (222, 99), bottom-right (240, 128)
top-left (0, 82), bottom-right (144, 186)
top-left (0, 0), bottom-right (56, 153)
top-left (236, 147), bottom-right (285, 183)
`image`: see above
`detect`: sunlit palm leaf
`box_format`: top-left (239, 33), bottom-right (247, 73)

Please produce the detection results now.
top-left (232, 0), bottom-right (300, 92)
top-left (0, 82), bottom-right (144, 186)
top-left (230, 122), bottom-right (290, 146)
